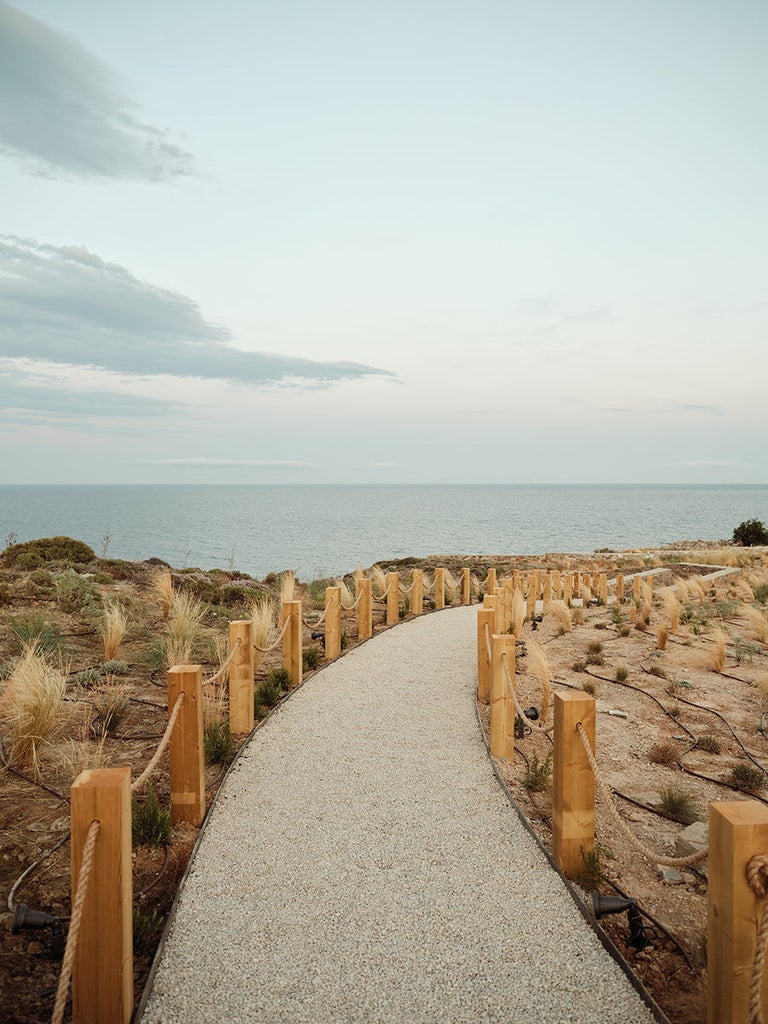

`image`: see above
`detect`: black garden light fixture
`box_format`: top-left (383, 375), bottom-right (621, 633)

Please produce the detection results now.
top-left (11, 903), bottom-right (66, 958)
top-left (591, 893), bottom-right (650, 951)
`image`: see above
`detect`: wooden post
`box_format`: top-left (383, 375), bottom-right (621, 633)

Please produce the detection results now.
top-left (533, 570), bottom-right (541, 599)
top-left (573, 572), bottom-right (581, 599)
top-left (357, 577), bottom-right (373, 639)
top-left (616, 574), bottom-right (625, 602)
top-left (461, 567), bottom-right (471, 605)
top-left (490, 634), bottom-right (516, 759)
top-left (434, 567), bottom-right (445, 610)
top-left (708, 801), bottom-right (768, 1024)
top-left (483, 593), bottom-right (500, 634)
top-left (281, 600), bottom-right (302, 687)
top-left (553, 691), bottom-right (596, 879)
top-left (228, 620), bottom-right (254, 735)
top-left (551, 570), bottom-right (561, 600)
top-left (526, 578), bottom-right (536, 621)
top-left (386, 572), bottom-right (399, 626)
top-left (71, 768), bottom-right (132, 1024)
top-left (498, 580), bottom-right (513, 633)
top-left (325, 586), bottom-right (341, 660)
top-left (563, 574), bottom-right (573, 606)
top-left (592, 571), bottom-right (600, 592)
top-left (477, 608), bottom-right (495, 703)
top-left (543, 574), bottom-right (552, 604)
top-left (486, 567), bottom-right (497, 595)
top-left (167, 665), bottom-right (205, 826)
top-left (598, 573), bottom-right (608, 605)
top-left (412, 570), bottom-right (424, 616)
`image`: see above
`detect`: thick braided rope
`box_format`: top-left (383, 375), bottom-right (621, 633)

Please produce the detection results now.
top-left (399, 581), bottom-right (413, 594)
top-left (372, 579), bottom-right (392, 603)
top-left (339, 588), bottom-right (364, 613)
top-left (254, 615), bottom-right (291, 653)
top-left (576, 723), bottom-right (708, 868)
top-left (131, 692), bottom-right (185, 793)
top-left (502, 652), bottom-right (554, 735)
top-left (51, 819), bottom-right (100, 1024)
top-left (747, 855), bottom-right (768, 1024)
top-left (422, 576), bottom-right (434, 595)
top-left (484, 622), bottom-right (492, 664)
top-left (302, 606), bottom-right (328, 628)
top-left (204, 637), bottom-right (241, 686)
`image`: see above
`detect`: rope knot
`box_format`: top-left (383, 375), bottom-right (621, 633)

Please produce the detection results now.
top-left (747, 855), bottom-right (768, 899)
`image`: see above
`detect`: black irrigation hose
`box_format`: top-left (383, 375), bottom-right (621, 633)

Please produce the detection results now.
top-left (6, 832), bottom-right (71, 912)
top-left (584, 669), bottom-right (697, 741)
top-left (668, 689), bottom-right (768, 776)
top-left (136, 845), bottom-right (170, 900)
top-left (0, 736), bottom-right (69, 804)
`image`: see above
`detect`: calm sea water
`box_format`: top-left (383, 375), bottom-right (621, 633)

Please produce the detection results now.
top-left (1, 485), bottom-right (766, 581)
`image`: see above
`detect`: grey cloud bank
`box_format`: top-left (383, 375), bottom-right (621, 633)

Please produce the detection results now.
top-left (0, 1), bottom-right (194, 180)
top-left (0, 236), bottom-right (394, 386)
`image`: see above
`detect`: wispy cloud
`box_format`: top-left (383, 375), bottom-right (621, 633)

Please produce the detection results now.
top-left (0, 371), bottom-right (185, 422)
top-left (0, 236), bottom-right (394, 386)
top-left (676, 403), bottom-right (726, 416)
top-left (363, 461), bottom-right (400, 470)
top-left (0, 2), bottom-right (194, 180)
top-left (671, 459), bottom-right (745, 469)
top-left (143, 458), bottom-right (314, 470)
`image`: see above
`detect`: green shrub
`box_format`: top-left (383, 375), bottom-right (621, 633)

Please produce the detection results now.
top-left (204, 719), bottom-right (236, 765)
top-left (523, 751), bottom-right (552, 792)
top-left (102, 659), bottom-right (130, 675)
top-left (132, 782), bottom-right (172, 847)
top-left (733, 520), bottom-right (768, 547)
top-left (9, 613), bottom-right (62, 655)
top-left (574, 843), bottom-right (613, 890)
top-left (72, 667), bottom-right (103, 688)
top-left (254, 678), bottom-right (281, 710)
top-left (302, 646), bottom-right (321, 671)
top-left (133, 906), bottom-right (163, 956)
top-left (266, 666), bottom-right (291, 691)
top-left (755, 583), bottom-right (768, 604)
top-left (2, 536), bottom-right (95, 566)
top-left (56, 573), bottom-right (100, 613)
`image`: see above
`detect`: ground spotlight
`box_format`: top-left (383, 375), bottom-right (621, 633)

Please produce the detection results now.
top-left (591, 893), bottom-right (650, 951)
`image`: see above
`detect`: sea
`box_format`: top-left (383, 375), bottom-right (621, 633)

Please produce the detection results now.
top-left (1, 485), bottom-right (766, 582)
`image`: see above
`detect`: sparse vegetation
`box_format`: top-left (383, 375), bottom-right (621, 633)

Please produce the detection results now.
top-left (303, 645), bottom-right (321, 671)
top-left (204, 719), bottom-right (236, 764)
top-left (694, 734), bottom-right (721, 754)
top-left (94, 685), bottom-right (129, 736)
top-left (572, 661), bottom-right (587, 673)
top-left (574, 843), bottom-right (612, 890)
top-left (649, 742), bottom-right (679, 768)
top-left (132, 782), bottom-right (173, 847)
top-left (659, 787), bottom-right (701, 824)
top-left (615, 664), bottom-right (629, 682)
top-left (523, 751), bottom-right (552, 792)
top-left (133, 907), bottom-right (164, 957)
top-left (730, 763), bottom-right (766, 793)
top-left (733, 519), bottom-right (768, 547)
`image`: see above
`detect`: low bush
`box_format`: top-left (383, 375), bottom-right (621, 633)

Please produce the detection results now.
top-left (1, 535), bottom-right (95, 567)
top-left (733, 519), bottom-right (768, 547)
top-left (132, 782), bottom-right (173, 847)
top-left (523, 751), bottom-right (552, 792)
top-left (204, 719), bottom-right (236, 765)
top-left (649, 742), bottom-right (678, 768)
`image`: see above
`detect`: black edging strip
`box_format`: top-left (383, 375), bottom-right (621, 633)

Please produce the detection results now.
top-left (473, 701), bottom-right (672, 1024)
top-left (133, 603), bottom-right (466, 1021)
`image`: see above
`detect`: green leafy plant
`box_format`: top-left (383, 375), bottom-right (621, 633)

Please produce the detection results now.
top-left (204, 719), bottom-right (236, 765)
top-left (574, 843), bottom-right (613, 890)
top-left (266, 666), bottom-right (290, 690)
top-left (523, 751), bottom-right (552, 792)
top-left (254, 677), bottom-right (281, 710)
top-left (733, 519), bottom-right (768, 547)
top-left (659, 787), bottom-right (701, 824)
top-left (101, 659), bottom-right (130, 675)
top-left (9, 613), bottom-right (62, 656)
top-left (132, 782), bottom-right (173, 847)
top-left (1, 535), bottom-right (95, 567)
top-left (133, 906), bottom-right (164, 957)
top-left (302, 646), bottom-right (321, 671)
top-left (72, 667), bottom-right (103, 688)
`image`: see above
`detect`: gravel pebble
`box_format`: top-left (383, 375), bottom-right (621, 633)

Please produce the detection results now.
top-left (140, 606), bottom-right (657, 1024)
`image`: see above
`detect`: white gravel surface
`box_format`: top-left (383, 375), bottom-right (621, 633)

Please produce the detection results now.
top-left (140, 605), bottom-right (657, 1024)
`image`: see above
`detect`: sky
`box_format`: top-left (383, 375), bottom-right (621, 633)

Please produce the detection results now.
top-left (0, 0), bottom-right (766, 485)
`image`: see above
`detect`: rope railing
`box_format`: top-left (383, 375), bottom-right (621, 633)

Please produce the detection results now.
top-left (502, 652), bottom-right (554, 735)
top-left (204, 636), bottom-right (241, 686)
top-left (131, 692), bottom-right (185, 794)
top-left (302, 606), bottom-right (328, 629)
top-left (51, 819), bottom-right (100, 1024)
top-left (372, 580), bottom-right (391, 602)
top-left (254, 615), bottom-right (291, 653)
top-left (748, 855), bottom-right (768, 1024)
top-left (575, 722), bottom-right (708, 868)
top-left (484, 622), bottom-right (492, 664)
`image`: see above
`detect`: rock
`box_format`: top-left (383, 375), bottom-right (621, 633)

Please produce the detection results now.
top-left (658, 866), bottom-right (683, 885)
top-left (675, 820), bottom-right (709, 877)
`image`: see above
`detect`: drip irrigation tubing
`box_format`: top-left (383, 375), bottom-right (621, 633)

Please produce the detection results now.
top-left (136, 845), bottom-right (170, 900)
top-left (584, 669), bottom-right (697, 740)
top-left (0, 736), bottom-right (69, 804)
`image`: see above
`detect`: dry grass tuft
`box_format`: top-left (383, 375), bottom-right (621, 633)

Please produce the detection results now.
top-left (660, 588), bottom-right (681, 632)
top-left (633, 577), bottom-right (653, 621)
top-left (673, 576), bottom-right (690, 602)
top-left (548, 600), bottom-right (572, 634)
top-left (687, 577), bottom-right (706, 603)
top-left (706, 625), bottom-right (729, 673)
top-left (100, 599), bottom-right (127, 661)
top-left (335, 577), bottom-right (356, 611)
top-left (743, 605), bottom-right (768, 644)
top-left (443, 569), bottom-right (458, 596)
top-left (370, 565), bottom-right (387, 598)
top-left (580, 583), bottom-right (593, 605)
top-left (736, 578), bottom-right (755, 603)
top-left (656, 624), bottom-right (669, 651)
top-left (525, 637), bottom-right (551, 722)
top-left (149, 567), bottom-right (174, 620)
top-left (0, 645), bottom-right (67, 773)
top-left (166, 591), bottom-right (206, 667)
top-left (280, 571), bottom-right (296, 605)
top-left (251, 596), bottom-right (277, 671)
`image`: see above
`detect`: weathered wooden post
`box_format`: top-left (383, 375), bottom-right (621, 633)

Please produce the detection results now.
top-left (71, 768), bottom-right (132, 1024)
top-left (281, 600), bottom-right (303, 687)
top-left (526, 577), bottom-right (537, 621)
top-left (563, 574), bottom-right (573, 606)
top-left (490, 634), bottom-right (516, 759)
top-left (498, 579), bottom-right (514, 633)
top-left (533, 570), bottom-right (542, 599)
top-left (483, 593), bottom-right (500, 634)
top-left (543, 573), bottom-right (553, 605)
top-left (357, 577), bottom-right (373, 639)
top-left (412, 569), bottom-right (424, 616)
top-left (592, 571), bottom-right (600, 592)
top-left (553, 691), bottom-right (596, 878)
top-left (386, 572), bottom-right (399, 626)
top-left (486, 567), bottom-right (497, 595)
top-left (461, 567), bottom-right (471, 605)
top-left (325, 586), bottom-right (341, 659)
top-left (708, 801), bottom-right (768, 1024)
top-left (573, 571), bottom-right (581, 599)
top-left (551, 570), bottom-right (561, 599)
top-left (616, 574), bottom-right (625, 603)
top-left (477, 607), bottom-right (495, 703)
top-left (598, 573), bottom-right (608, 605)
top-left (434, 567), bottom-right (445, 610)
top-left (228, 620), bottom-right (254, 735)
top-left (167, 665), bottom-right (205, 825)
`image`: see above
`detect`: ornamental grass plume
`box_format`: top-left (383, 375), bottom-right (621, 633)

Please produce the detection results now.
top-left (673, 576), bottom-right (691, 602)
top-left (743, 605), bottom-right (768, 644)
top-left (100, 599), bottom-right (127, 662)
top-left (370, 564), bottom-right (388, 599)
top-left (149, 566), bottom-right (174, 620)
top-left (250, 597), bottom-right (277, 671)
top-left (736, 578), bottom-right (755, 603)
top-left (580, 582), bottom-right (593, 605)
top-left (0, 644), bottom-right (67, 774)
top-left (166, 591), bottom-right (206, 667)
top-left (706, 625), bottom-right (729, 673)
top-left (660, 588), bottom-right (681, 633)
top-left (633, 577), bottom-right (653, 621)
top-left (525, 637), bottom-right (551, 723)
top-left (656, 624), bottom-right (669, 651)
top-left (443, 569), bottom-right (458, 597)
top-left (279, 570), bottom-right (296, 605)
top-left (548, 599), bottom-right (572, 634)
top-left (335, 577), bottom-right (356, 611)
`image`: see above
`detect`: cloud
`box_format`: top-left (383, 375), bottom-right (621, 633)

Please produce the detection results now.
top-left (0, 1), bottom-right (194, 180)
top-left (676, 404), bottom-right (725, 416)
top-left (363, 461), bottom-right (400, 470)
top-left (671, 460), bottom-right (745, 469)
top-left (0, 236), bottom-right (394, 386)
top-left (143, 458), bottom-right (314, 470)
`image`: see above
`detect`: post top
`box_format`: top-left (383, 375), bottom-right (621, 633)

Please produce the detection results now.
top-left (72, 766), bottom-right (131, 790)
top-left (555, 690), bottom-right (597, 705)
top-left (168, 663), bottom-right (203, 675)
top-left (710, 801), bottom-right (768, 827)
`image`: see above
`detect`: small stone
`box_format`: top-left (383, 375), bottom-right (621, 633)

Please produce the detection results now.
top-left (658, 866), bottom-right (683, 885)
top-left (26, 941), bottom-right (43, 955)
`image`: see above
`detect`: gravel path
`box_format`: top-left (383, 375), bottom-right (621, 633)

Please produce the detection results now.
top-left (140, 606), bottom-right (657, 1024)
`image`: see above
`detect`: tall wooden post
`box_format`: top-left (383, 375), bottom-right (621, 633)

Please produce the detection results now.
top-left (708, 801), bottom-right (768, 1024)
top-left (490, 634), bottom-right (516, 759)
top-left (551, 570), bottom-right (561, 600)
top-left (616, 574), bottom-right (625, 603)
top-left (533, 570), bottom-right (542, 599)
top-left (573, 572), bottom-right (581, 600)
top-left (477, 608), bottom-right (495, 703)
top-left (483, 593), bottom-right (500, 634)
top-left (543, 574), bottom-right (552, 604)
top-left (486, 567), bottom-right (497, 595)
top-left (167, 665), bottom-right (205, 825)
top-left (553, 691), bottom-right (595, 878)
top-left (497, 581), bottom-right (513, 633)
top-left (386, 572), bottom-right (399, 626)
top-left (563, 574), bottom-right (573, 606)
top-left (71, 768), bottom-right (132, 1024)
top-left (412, 570), bottom-right (424, 616)
top-left (461, 567), bottom-right (471, 605)
top-left (592, 571), bottom-right (600, 592)
top-left (356, 577), bottom-right (372, 639)
top-left (325, 586), bottom-right (341, 660)
top-left (281, 600), bottom-right (302, 687)
top-left (228, 620), bottom-right (254, 735)
top-left (526, 578), bottom-right (536, 621)
top-left (598, 573), bottom-right (608, 605)
top-left (434, 567), bottom-right (445, 610)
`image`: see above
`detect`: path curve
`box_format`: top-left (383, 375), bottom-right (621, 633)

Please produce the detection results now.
top-left (140, 605), bottom-right (657, 1024)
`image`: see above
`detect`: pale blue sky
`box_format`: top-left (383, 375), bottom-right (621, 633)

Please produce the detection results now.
top-left (1, 0), bottom-right (766, 483)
